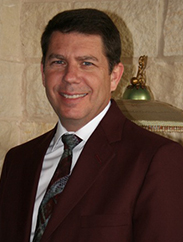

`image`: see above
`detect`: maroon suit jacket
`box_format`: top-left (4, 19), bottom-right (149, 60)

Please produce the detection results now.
top-left (1, 100), bottom-right (183, 242)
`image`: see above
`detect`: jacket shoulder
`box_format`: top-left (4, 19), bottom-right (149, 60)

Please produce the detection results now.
top-left (5, 126), bottom-right (56, 160)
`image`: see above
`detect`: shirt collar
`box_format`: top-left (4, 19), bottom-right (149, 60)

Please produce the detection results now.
top-left (51, 101), bottom-right (111, 151)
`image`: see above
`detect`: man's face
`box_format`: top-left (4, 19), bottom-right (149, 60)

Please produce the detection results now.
top-left (41, 31), bottom-right (123, 131)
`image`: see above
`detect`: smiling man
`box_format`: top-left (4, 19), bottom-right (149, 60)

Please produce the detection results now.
top-left (0, 8), bottom-right (183, 242)
top-left (42, 31), bottom-right (122, 131)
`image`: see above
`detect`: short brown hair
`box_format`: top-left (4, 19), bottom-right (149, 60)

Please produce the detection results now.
top-left (41, 8), bottom-right (121, 73)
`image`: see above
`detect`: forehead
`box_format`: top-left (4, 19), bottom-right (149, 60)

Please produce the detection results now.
top-left (47, 31), bottom-right (105, 55)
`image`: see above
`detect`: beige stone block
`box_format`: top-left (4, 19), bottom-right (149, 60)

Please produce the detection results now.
top-left (24, 0), bottom-right (116, 2)
top-left (24, 64), bottom-right (57, 121)
top-left (0, 121), bottom-right (20, 172)
top-left (74, 0), bottom-right (158, 57)
top-left (164, 0), bottom-right (183, 56)
top-left (19, 121), bottom-right (56, 144)
top-left (0, 1), bottom-right (22, 61)
top-left (21, 2), bottom-right (72, 58)
top-left (0, 60), bottom-right (23, 118)
top-left (0, 120), bottom-right (57, 174)
top-left (146, 61), bottom-right (183, 111)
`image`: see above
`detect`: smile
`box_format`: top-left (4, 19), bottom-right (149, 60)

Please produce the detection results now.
top-left (61, 93), bottom-right (87, 99)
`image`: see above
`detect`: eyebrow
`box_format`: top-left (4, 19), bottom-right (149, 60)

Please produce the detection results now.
top-left (47, 54), bottom-right (65, 60)
top-left (47, 54), bottom-right (99, 62)
top-left (76, 56), bottom-right (99, 62)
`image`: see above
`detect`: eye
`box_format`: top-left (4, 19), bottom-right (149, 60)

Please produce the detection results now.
top-left (83, 61), bottom-right (93, 66)
top-left (52, 60), bottom-right (66, 65)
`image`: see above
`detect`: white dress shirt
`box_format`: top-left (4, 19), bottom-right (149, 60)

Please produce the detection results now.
top-left (30, 101), bottom-right (111, 241)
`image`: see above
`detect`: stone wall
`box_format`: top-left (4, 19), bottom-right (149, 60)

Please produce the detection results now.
top-left (0, 0), bottom-right (183, 170)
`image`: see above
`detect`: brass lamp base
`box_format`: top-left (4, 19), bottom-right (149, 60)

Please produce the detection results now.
top-left (122, 85), bottom-right (152, 100)
top-left (123, 55), bottom-right (153, 100)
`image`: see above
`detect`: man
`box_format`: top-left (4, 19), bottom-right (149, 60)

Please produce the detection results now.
top-left (0, 8), bottom-right (183, 242)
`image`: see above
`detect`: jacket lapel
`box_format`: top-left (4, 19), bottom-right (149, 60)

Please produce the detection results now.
top-left (24, 127), bottom-right (57, 199)
top-left (42, 100), bottom-right (126, 240)
top-left (21, 127), bottom-right (57, 241)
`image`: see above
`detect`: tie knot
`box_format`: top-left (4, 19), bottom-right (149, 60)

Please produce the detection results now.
top-left (62, 134), bottom-right (82, 151)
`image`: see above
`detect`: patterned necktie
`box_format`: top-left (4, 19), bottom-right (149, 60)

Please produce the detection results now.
top-left (33, 134), bottom-right (82, 242)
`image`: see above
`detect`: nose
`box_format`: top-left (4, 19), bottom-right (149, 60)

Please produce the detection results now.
top-left (63, 63), bottom-right (80, 84)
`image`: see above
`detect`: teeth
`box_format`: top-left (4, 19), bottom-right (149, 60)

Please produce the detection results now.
top-left (62, 93), bottom-right (86, 99)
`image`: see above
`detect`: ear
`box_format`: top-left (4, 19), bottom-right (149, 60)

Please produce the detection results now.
top-left (41, 63), bottom-right (46, 87)
top-left (110, 62), bottom-right (124, 92)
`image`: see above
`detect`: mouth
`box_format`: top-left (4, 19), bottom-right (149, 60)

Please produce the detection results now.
top-left (61, 93), bottom-right (87, 99)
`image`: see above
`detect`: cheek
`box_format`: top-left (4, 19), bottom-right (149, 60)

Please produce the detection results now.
top-left (44, 79), bottom-right (57, 100)
top-left (90, 73), bottom-right (110, 89)
top-left (44, 72), bottom-right (57, 89)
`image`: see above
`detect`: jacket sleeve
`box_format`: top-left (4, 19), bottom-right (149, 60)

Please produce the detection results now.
top-left (133, 142), bottom-right (183, 241)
